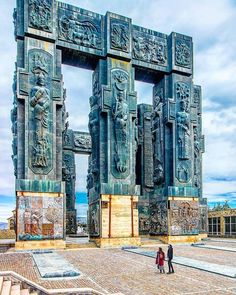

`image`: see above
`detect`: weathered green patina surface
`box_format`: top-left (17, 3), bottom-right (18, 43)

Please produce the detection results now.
top-left (12, 0), bottom-right (206, 242)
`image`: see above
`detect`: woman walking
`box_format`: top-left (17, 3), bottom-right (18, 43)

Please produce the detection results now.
top-left (156, 247), bottom-right (165, 274)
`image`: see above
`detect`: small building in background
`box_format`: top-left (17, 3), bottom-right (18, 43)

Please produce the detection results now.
top-left (208, 201), bottom-right (236, 238)
top-left (7, 210), bottom-right (16, 231)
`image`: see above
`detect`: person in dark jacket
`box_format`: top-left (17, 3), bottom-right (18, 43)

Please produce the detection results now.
top-left (167, 244), bottom-right (174, 274)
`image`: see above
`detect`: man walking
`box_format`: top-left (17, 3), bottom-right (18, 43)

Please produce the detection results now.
top-left (167, 244), bottom-right (174, 274)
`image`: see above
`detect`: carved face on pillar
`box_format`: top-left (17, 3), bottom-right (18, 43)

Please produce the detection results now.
top-left (181, 98), bottom-right (189, 112)
top-left (34, 68), bottom-right (46, 86)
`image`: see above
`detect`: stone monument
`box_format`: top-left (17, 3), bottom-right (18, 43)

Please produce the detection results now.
top-left (12, 0), bottom-right (207, 249)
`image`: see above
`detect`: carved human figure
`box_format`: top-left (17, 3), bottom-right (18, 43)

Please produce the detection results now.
top-left (153, 160), bottom-right (164, 185)
top-left (177, 99), bottom-right (190, 159)
top-left (90, 207), bottom-right (99, 235)
top-left (89, 96), bottom-right (99, 151)
top-left (24, 208), bottom-right (31, 234)
top-left (62, 155), bottom-right (75, 210)
top-left (134, 118), bottom-right (138, 153)
top-left (31, 209), bottom-right (41, 235)
top-left (177, 164), bottom-right (189, 183)
top-left (111, 23), bottom-right (129, 51)
top-left (112, 91), bottom-right (128, 173)
top-left (86, 155), bottom-right (93, 191)
top-left (30, 63), bottom-right (50, 167)
top-left (88, 95), bottom-right (100, 189)
top-left (194, 129), bottom-right (200, 187)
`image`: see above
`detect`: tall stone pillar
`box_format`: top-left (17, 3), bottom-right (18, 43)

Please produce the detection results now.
top-left (13, 0), bottom-right (66, 249)
top-left (136, 104), bottom-right (154, 235)
top-left (150, 33), bottom-right (205, 243)
top-left (88, 57), bottom-right (140, 247)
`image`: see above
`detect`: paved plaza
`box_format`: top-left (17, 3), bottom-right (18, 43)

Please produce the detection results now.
top-left (0, 238), bottom-right (236, 294)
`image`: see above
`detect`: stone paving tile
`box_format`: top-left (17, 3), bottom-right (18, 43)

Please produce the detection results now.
top-left (60, 248), bottom-right (236, 295)
top-left (145, 243), bottom-right (236, 267)
top-left (1, 246), bottom-right (236, 295)
top-left (0, 252), bottom-right (107, 294)
top-left (205, 241), bottom-right (236, 249)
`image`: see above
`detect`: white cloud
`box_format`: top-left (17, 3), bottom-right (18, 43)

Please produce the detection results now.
top-left (0, 203), bottom-right (15, 223)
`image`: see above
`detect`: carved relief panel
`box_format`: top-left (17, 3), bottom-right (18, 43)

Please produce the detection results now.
top-left (58, 4), bottom-right (102, 51)
top-left (133, 28), bottom-right (167, 66)
top-left (17, 194), bottom-right (64, 241)
top-left (169, 200), bottom-right (199, 235)
top-left (193, 85), bottom-right (204, 192)
top-left (11, 65), bottom-right (18, 176)
top-left (175, 38), bottom-right (191, 69)
top-left (199, 204), bottom-right (208, 233)
top-left (62, 151), bottom-right (76, 210)
top-left (111, 69), bottom-right (130, 178)
top-left (175, 82), bottom-right (192, 184)
top-left (28, 50), bottom-right (53, 174)
top-left (89, 202), bottom-right (100, 236)
top-left (152, 85), bottom-right (164, 186)
top-left (110, 18), bottom-right (130, 52)
top-left (149, 201), bottom-right (168, 235)
top-left (28, 0), bottom-right (53, 32)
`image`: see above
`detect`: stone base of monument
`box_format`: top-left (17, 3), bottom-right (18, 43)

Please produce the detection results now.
top-left (15, 239), bottom-right (66, 250)
top-left (198, 233), bottom-right (208, 240)
top-left (66, 209), bottom-right (77, 235)
top-left (88, 194), bottom-right (141, 248)
top-left (154, 234), bottom-right (201, 244)
top-left (90, 237), bottom-right (141, 248)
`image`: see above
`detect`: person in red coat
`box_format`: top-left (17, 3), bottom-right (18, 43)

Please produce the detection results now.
top-left (156, 247), bottom-right (165, 273)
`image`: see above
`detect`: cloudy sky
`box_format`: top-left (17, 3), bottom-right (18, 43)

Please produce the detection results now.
top-left (0, 0), bottom-right (236, 222)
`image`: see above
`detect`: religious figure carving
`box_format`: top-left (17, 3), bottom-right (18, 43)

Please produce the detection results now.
top-left (133, 33), bottom-right (167, 65)
top-left (193, 128), bottom-right (200, 187)
top-left (112, 71), bottom-right (129, 173)
top-left (31, 209), bottom-right (41, 235)
top-left (170, 201), bottom-right (199, 235)
top-left (143, 112), bottom-right (154, 188)
top-left (62, 88), bottom-right (69, 131)
top-left (134, 118), bottom-right (139, 153)
top-left (199, 205), bottom-right (207, 232)
top-left (110, 20), bottom-right (129, 52)
top-left (153, 87), bottom-right (164, 109)
top-left (62, 153), bottom-right (76, 210)
top-left (175, 39), bottom-right (191, 68)
top-left (177, 163), bottom-right (190, 183)
top-left (176, 83), bottom-right (191, 160)
top-left (152, 90), bottom-right (164, 185)
top-left (139, 206), bottom-right (150, 233)
top-left (194, 85), bottom-right (201, 114)
top-left (139, 217), bottom-right (150, 232)
top-left (88, 94), bottom-right (100, 190)
top-left (153, 159), bottom-right (164, 185)
top-left (86, 155), bottom-right (94, 191)
top-left (66, 211), bottom-right (77, 234)
top-left (24, 208), bottom-right (31, 235)
top-left (59, 14), bottom-right (101, 49)
top-left (28, 0), bottom-right (52, 32)
top-left (30, 54), bottom-right (50, 168)
top-left (90, 204), bottom-right (99, 235)
top-left (150, 202), bottom-right (168, 234)
top-left (23, 208), bottom-right (42, 236)
top-left (11, 66), bottom-right (17, 176)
